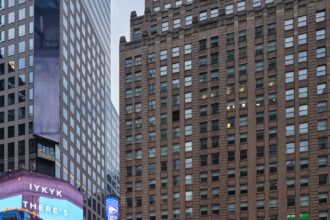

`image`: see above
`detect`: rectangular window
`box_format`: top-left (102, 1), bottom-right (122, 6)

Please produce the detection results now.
top-left (284, 19), bottom-right (293, 30)
top-left (316, 29), bottom-right (326, 40)
top-left (298, 15), bottom-right (307, 27)
top-left (316, 11), bottom-right (326, 22)
top-left (225, 4), bottom-right (234, 15)
top-left (161, 22), bottom-right (169, 32)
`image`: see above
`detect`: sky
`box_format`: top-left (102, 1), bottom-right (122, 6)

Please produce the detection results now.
top-left (111, 0), bottom-right (144, 112)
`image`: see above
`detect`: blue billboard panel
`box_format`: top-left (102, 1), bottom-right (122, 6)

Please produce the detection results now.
top-left (0, 195), bottom-right (22, 212)
top-left (106, 196), bottom-right (119, 220)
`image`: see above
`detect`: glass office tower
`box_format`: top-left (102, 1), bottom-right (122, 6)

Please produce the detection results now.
top-left (0, 0), bottom-right (115, 219)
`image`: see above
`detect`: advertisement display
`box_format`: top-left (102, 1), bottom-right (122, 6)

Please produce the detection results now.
top-left (0, 170), bottom-right (83, 220)
top-left (33, 0), bottom-right (60, 143)
top-left (106, 196), bottom-right (119, 220)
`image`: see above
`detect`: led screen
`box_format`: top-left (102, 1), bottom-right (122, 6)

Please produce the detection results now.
top-left (0, 171), bottom-right (83, 220)
top-left (33, 0), bottom-right (60, 143)
top-left (0, 195), bottom-right (83, 220)
top-left (0, 195), bottom-right (22, 212)
top-left (106, 196), bottom-right (119, 220)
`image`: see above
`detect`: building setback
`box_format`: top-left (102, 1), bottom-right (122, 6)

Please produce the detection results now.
top-left (0, 0), bottom-right (115, 219)
top-left (120, 0), bottom-right (330, 219)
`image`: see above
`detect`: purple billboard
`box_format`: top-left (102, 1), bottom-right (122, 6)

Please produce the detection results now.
top-left (33, 0), bottom-right (60, 143)
top-left (0, 170), bottom-right (83, 220)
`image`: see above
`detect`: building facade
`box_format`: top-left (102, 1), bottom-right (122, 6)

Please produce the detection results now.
top-left (106, 101), bottom-right (120, 196)
top-left (120, 0), bottom-right (330, 219)
top-left (0, 0), bottom-right (113, 219)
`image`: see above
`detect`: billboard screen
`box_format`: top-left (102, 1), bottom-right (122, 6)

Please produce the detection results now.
top-left (0, 170), bottom-right (83, 220)
top-left (106, 196), bottom-right (119, 220)
top-left (33, 0), bottom-right (60, 143)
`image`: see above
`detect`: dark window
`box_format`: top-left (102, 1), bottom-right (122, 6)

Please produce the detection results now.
top-left (319, 174), bottom-right (328, 185)
top-left (211, 136), bottom-right (219, 148)
top-left (8, 109), bottom-right (15, 122)
top-left (200, 138), bottom-right (207, 149)
top-left (8, 93), bottom-right (15, 105)
top-left (200, 155), bottom-right (208, 166)
top-left (161, 161), bottom-right (167, 172)
top-left (287, 197), bottom-right (295, 207)
top-left (7, 77), bottom-right (15, 89)
top-left (0, 112), bottom-right (3, 124)
top-left (269, 145), bottom-right (278, 156)
top-left (318, 137), bottom-right (328, 149)
top-left (18, 123), bottom-right (25, 136)
top-left (211, 120), bottom-right (219, 131)
top-left (0, 95), bottom-right (5, 107)
top-left (269, 110), bottom-right (277, 121)
top-left (257, 147), bottom-right (264, 158)
top-left (0, 63), bottom-right (4, 75)
top-left (200, 122), bottom-right (208, 133)
top-left (210, 36), bottom-right (218, 47)
top-left (0, 80), bottom-right (4, 91)
top-left (8, 126), bottom-right (15, 138)
top-left (228, 151), bottom-right (235, 162)
top-left (212, 153), bottom-right (219, 165)
top-left (255, 26), bottom-right (264, 38)
top-left (199, 39), bottom-right (207, 50)
top-left (270, 181), bottom-right (277, 191)
top-left (211, 53), bottom-right (218, 64)
top-left (240, 149), bottom-right (247, 160)
top-left (268, 23), bottom-right (276, 35)
top-left (211, 103), bottom-right (219, 114)
top-left (227, 33), bottom-right (234, 44)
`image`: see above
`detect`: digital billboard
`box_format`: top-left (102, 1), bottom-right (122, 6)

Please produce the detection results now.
top-left (0, 170), bottom-right (83, 220)
top-left (106, 196), bottom-right (119, 220)
top-left (33, 0), bottom-right (60, 143)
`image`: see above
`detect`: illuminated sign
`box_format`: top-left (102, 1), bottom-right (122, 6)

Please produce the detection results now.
top-left (106, 196), bottom-right (119, 220)
top-left (0, 170), bottom-right (83, 220)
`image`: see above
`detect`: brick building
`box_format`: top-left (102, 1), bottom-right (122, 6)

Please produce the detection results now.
top-left (120, 0), bottom-right (330, 219)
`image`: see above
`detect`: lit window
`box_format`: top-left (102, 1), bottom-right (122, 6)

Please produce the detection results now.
top-left (185, 15), bottom-right (192, 26)
top-left (317, 83), bottom-right (327, 95)
top-left (298, 69), bottom-right (308, 80)
top-left (237, 1), bottom-right (245, 12)
top-left (225, 4), bottom-right (234, 15)
top-left (298, 15), bottom-right (307, 27)
top-left (285, 36), bottom-right (293, 48)
top-left (253, 0), bottom-right (261, 7)
top-left (298, 51), bottom-right (308, 63)
top-left (286, 107), bottom-right (294, 119)
top-left (173, 18), bottom-right (180, 29)
top-left (316, 29), bottom-right (326, 40)
top-left (316, 47), bottom-right (326, 58)
top-left (316, 10), bottom-right (326, 22)
top-left (184, 44), bottom-right (192, 54)
top-left (210, 8), bottom-right (218, 18)
top-left (161, 21), bottom-right (169, 32)
top-left (184, 60), bottom-right (192, 70)
top-left (316, 65), bottom-right (326, 77)
top-left (299, 123), bottom-right (308, 134)
top-left (286, 125), bottom-right (295, 136)
top-left (285, 72), bottom-right (294, 83)
top-left (285, 54), bottom-right (294, 65)
top-left (199, 11), bottom-right (207, 21)
top-left (285, 89), bottom-right (294, 101)
top-left (299, 87), bottom-right (308, 98)
top-left (286, 143), bottom-right (295, 154)
top-left (284, 19), bottom-right (293, 30)
top-left (298, 33), bottom-right (307, 45)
